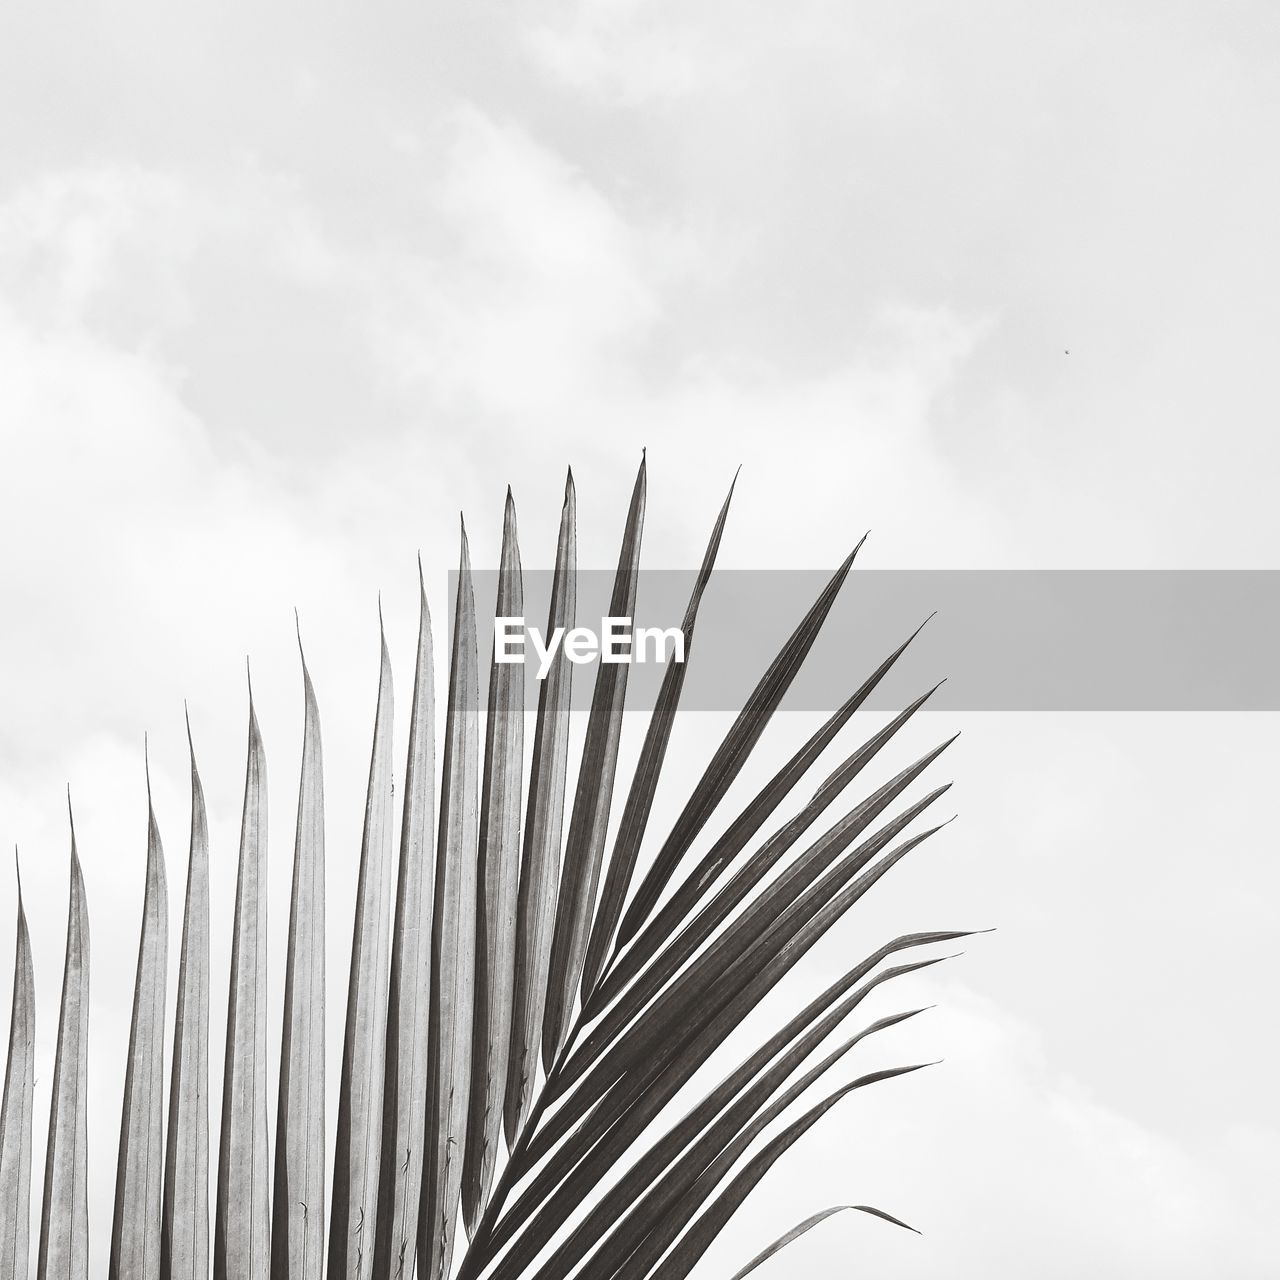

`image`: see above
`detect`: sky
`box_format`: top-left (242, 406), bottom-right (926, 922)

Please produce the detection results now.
top-left (1, 1), bottom-right (1278, 1276)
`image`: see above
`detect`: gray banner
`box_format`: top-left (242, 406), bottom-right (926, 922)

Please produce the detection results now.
top-left (448, 570), bottom-right (1280, 711)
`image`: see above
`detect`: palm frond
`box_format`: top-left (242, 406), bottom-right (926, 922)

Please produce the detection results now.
top-left (216, 689), bottom-right (271, 1280)
top-left (163, 720), bottom-right (212, 1280)
top-left (0, 854), bottom-right (35, 1277)
top-left (542, 454), bottom-right (646, 1066)
top-left (37, 808), bottom-right (89, 1280)
top-left (642, 1063), bottom-right (933, 1280)
top-left (371, 567), bottom-right (436, 1280)
top-left (422, 523), bottom-right (481, 1280)
top-left (582, 470), bottom-right (736, 1000)
top-left (110, 762), bottom-right (169, 1280)
top-left (464, 490), bottom-right (526, 1233)
top-left (275, 643), bottom-right (326, 1279)
top-left (330, 625), bottom-right (395, 1280)
top-left (4, 462), bottom-right (974, 1280)
top-left (613, 534), bottom-right (866, 953)
top-left (505, 470), bottom-right (576, 1149)
top-left (726, 1204), bottom-right (919, 1280)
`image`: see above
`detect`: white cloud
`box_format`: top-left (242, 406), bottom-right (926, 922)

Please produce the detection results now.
top-left (698, 980), bottom-right (1279, 1278)
top-left (370, 105), bottom-right (663, 415)
top-left (525, 0), bottom-right (729, 103)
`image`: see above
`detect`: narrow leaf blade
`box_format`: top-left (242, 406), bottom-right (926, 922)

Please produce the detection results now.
top-left (38, 811), bottom-right (90, 1280)
top-left (726, 1204), bottom-right (917, 1280)
top-left (505, 470), bottom-right (576, 1147)
top-left (330, 626), bottom-right (396, 1280)
top-left (0, 855), bottom-right (35, 1279)
top-left (421, 526), bottom-right (481, 1280)
top-left (616, 539), bottom-right (866, 948)
top-left (163, 724), bottom-right (212, 1280)
top-left (725, 1205), bottom-right (852, 1280)
top-left (648, 1068), bottom-right (931, 1280)
top-left (275, 649), bottom-right (326, 1279)
top-left (582, 471), bottom-right (736, 998)
top-left (110, 772), bottom-right (169, 1280)
top-left (215, 692), bottom-right (271, 1280)
top-left (543, 455), bottom-right (646, 1064)
top-left (372, 572), bottom-right (436, 1280)
top-left (463, 491), bottom-right (525, 1232)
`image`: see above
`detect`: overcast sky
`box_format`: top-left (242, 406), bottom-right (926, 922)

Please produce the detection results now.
top-left (1, 2), bottom-right (1277, 1276)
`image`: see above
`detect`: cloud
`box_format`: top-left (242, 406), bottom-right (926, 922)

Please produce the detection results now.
top-left (371, 105), bottom-right (663, 415)
top-left (525, 0), bottom-right (732, 103)
top-left (699, 979), bottom-right (1279, 1278)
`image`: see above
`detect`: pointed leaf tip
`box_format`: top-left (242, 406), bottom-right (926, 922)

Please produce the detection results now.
top-left (296, 620), bottom-right (316, 694)
top-left (850, 1204), bottom-right (922, 1235)
top-left (897, 611), bottom-right (938, 650)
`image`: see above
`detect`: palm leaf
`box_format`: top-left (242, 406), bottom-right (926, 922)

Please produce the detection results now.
top-left (537, 952), bottom-right (949, 1278)
top-left (330, 624), bottom-right (396, 1280)
top-left (421, 523), bottom-right (481, 1280)
top-left (635, 1063), bottom-right (932, 1280)
top-left (510, 814), bottom-right (951, 1250)
top-left (163, 719), bottom-right (212, 1280)
top-left (275, 643), bottom-right (326, 1279)
top-left (371, 567), bottom-right (436, 1280)
top-left (504, 470), bottom-right (576, 1148)
top-left (592, 640), bottom-right (936, 1013)
top-left (542, 453), bottom-right (646, 1066)
top-left (0, 853), bottom-right (35, 1279)
top-left (581, 470), bottom-right (736, 999)
top-left (464, 490), bottom-right (526, 1232)
top-left (542, 774), bottom-right (954, 1137)
top-left (726, 1204), bottom-right (918, 1280)
top-left (216, 688), bottom-right (271, 1280)
top-left (38, 807), bottom-right (89, 1280)
top-left (570, 707), bottom-right (949, 1091)
top-left (110, 762), bottom-right (169, 1280)
top-left (646, 1064), bottom-right (932, 1280)
top-left (613, 534), bottom-right (867, 952)
top-left (470, 827), bottom-right (956, 1273)
top-left (15, 462), bottom-right (973, 1280)
top-left (457, 492), bottom-right (965, 1280)
top-left (599, 1025), bottom-right (929, 1280)
top-left (483, 952), bottom-right (949, 1280)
